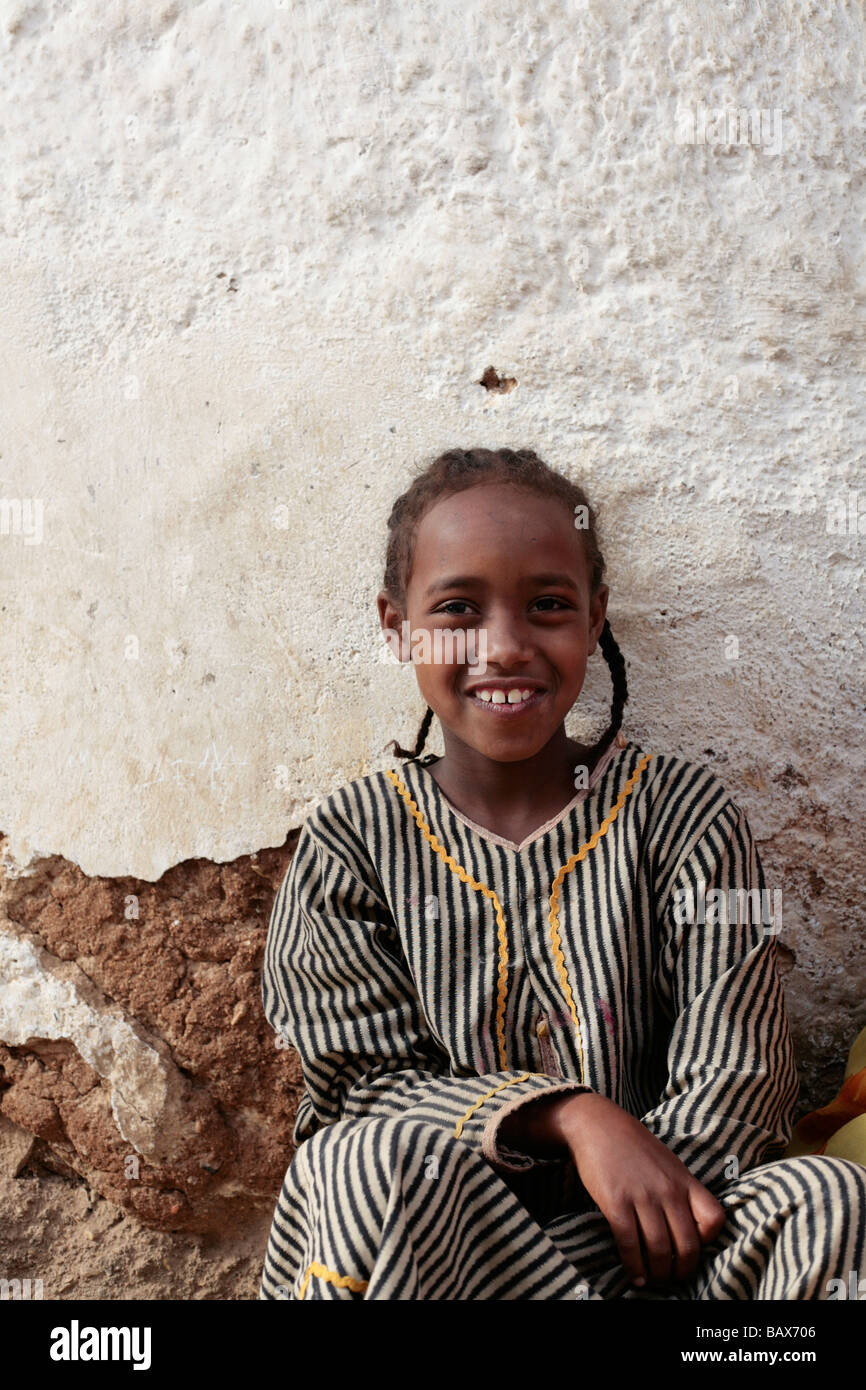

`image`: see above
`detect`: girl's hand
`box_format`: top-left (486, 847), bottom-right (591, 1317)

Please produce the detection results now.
top-left (499, 1091), bottom-right (727, 1288)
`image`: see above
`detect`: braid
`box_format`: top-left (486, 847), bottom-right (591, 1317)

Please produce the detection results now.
top-left (389, 704), bottom-right (434, 761)
top-left (587, 619), bottom-right (628, 764)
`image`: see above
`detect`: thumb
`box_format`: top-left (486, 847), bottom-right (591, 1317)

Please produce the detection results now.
top-left (689, 1182), bottom-right (727, 1243)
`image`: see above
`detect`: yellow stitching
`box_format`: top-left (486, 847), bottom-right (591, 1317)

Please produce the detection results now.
top-left (386, 768), bottom-right (511, 1070)
top-left (388, 754), bottom-right (655, 1083)
top-left (297, 1262), bottom-right (369, 1300)
top-left (547, 753), bottom-right (655, 1085)
top-left (452, 1071), bottom-right (536, 1138)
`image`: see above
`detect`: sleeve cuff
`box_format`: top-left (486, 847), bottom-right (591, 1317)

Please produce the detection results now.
top-left (480, 1079), bottom-right (592, 1172)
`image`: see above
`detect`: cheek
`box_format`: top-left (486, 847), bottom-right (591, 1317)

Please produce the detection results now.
top-left (548, 630), bottom-right (587, 668)
top-left (553, 648), bottom-right (588, 699)
top-left (414, 659), bottom-right (459, 700)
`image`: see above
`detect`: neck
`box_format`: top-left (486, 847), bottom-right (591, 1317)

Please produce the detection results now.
top-left (430, 725), bottom-right (596, 820)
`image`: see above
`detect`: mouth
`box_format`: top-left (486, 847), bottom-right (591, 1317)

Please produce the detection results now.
top-left (464, 685), bottom-right (547, 717)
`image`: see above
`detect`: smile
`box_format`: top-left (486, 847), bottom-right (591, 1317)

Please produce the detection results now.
top-left (466, 689), bottom-right (546, 715)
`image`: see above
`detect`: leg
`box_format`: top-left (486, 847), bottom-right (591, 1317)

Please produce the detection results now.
top-left (543, 1155), bottom-right (866, 1301)
top-left (693, 1155), bottom-right (866, 1300)
top-left (259, 1116), bottom-right (605, 1300)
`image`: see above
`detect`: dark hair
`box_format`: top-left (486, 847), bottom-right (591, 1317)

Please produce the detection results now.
top-left (382, 447), bottom-right (628, 766)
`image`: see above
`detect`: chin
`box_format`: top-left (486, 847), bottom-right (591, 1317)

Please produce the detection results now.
top-left (465, 730), bottom-right (553, 761)
top-left (486, 746), bottom-right (544, 764)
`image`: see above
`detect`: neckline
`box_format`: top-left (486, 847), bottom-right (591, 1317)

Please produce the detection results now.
top-left (400, 739), bottom-right (628, 852)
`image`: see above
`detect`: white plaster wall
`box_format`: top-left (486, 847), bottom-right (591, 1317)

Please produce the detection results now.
top-left (0, 0), bottom-right (863, 907)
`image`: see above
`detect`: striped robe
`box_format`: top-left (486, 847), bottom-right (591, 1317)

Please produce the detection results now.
top-left (258, 740), bottom-right (866, 1300)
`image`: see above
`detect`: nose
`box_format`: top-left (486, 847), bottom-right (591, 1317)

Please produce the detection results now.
top-left (481, 606), bottom-right (535, 668)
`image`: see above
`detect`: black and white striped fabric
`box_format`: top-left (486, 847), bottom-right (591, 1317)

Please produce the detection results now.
top-left (258, 740), bottom-right (866, 1299)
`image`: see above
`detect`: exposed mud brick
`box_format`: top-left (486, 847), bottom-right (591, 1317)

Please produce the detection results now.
top-left (0, 832), bottom-right (304, 1233)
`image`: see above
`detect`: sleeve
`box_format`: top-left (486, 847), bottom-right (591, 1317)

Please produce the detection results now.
top-left (639, 798), bottom-right (800, 1189)
top-left (262, 819), bottom-right (592, 1172)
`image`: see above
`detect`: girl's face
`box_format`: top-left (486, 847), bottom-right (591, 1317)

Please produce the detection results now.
top-left (379, 481), bottom-right (609, 765)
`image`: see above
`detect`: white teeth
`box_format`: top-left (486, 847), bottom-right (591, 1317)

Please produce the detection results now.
top-left (472, 688), bottom-right (538, 704)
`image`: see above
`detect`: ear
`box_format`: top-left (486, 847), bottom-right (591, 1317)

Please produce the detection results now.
top-left (586, 585), bottom-right (609, 656)
top-left (377, 591), bottom-right (413, 663)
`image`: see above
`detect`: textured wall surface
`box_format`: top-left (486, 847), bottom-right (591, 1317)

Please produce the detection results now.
top-left (0, 1), bottom-right (864, 1248)
top-left (0, 832), bottom-right (302, 1232)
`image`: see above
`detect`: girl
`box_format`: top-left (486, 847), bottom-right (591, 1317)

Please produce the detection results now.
top-left (258, 446), bottom-right (866, 1300)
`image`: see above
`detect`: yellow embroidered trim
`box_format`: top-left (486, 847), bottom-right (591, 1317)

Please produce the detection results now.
top-left (453, 1072), bottom-right (535, 1138)
top-left (386, 768), bottom-right (511, 1070)
top-left (297, 1262), bottom-right (369, 1300)
top-left (547, 752), bottom-right (655, 1085)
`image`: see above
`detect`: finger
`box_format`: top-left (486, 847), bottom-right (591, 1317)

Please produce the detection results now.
top-left (663, 1197), bottom-right (703, 1282)
top-left (606, 1205), bottom-right (647, 1287)
top-left (689, 1182), bottom-right (727, 1243)
top-left (634, 1200), bottom-right (675, 1285)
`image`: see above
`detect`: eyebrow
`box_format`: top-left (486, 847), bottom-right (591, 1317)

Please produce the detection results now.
top-left (424, 571), bottom-right (580, 596)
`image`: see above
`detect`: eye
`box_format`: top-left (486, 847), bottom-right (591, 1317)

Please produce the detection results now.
top-left (433, 600), bottom-right (476, 616)
top-left (531, 596), bottom-right (574, 612)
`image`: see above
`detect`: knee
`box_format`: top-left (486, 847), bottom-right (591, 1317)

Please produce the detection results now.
top-left (295, 1114), bottom-right (475, 1183)
top-left (806, 1154), bottom-right (866, 1214)
top-left (762, 1153), bottom-right (866, 1197)
top-left (734, 1153), bottom-right (866, 1229)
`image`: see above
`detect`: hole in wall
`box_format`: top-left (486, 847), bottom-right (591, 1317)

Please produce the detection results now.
top-left (478, 366), bottom-right (517, 393)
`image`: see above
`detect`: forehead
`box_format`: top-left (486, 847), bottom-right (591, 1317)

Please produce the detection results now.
top-left (411, 482), bottom-right (587, 575)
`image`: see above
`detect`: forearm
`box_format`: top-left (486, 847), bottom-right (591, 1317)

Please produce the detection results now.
top-left (498, 1088), bottom-right (609, 1158)
top-left (294, 1060), bottom-right (595, 1171)
top-left (640, 941), bottom-right (799, 1186)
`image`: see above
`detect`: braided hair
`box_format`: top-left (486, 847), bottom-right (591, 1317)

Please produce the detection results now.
top-left (383, 447), bottom-right (628, 765)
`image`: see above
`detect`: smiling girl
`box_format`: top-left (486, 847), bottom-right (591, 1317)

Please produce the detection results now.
top-left (259, 446), bottom-right (866, 1300)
